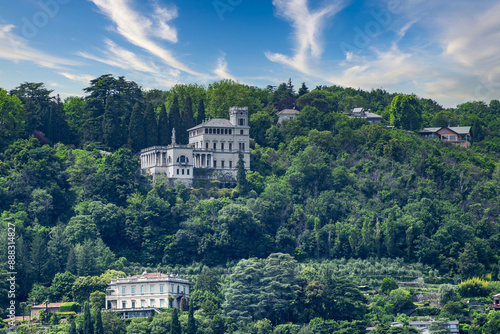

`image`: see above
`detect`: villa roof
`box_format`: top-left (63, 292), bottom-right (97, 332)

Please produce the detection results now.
top-left (130, 272), bottom-right (169, 279)
top-left (277, 109), bottom-right (300, 115)
top-left (32, 303), bottom-right (64, 309)
top-left (188, 118), bottom-right (234, 131)
top-left (448, 126), bottom-right (471, 134)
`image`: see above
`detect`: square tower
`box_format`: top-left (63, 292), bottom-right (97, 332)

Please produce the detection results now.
top-left (229, 107), bottom-right (248, 127)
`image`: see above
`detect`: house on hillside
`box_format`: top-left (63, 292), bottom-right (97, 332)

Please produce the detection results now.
top-left (347, 108), bottom-right (384, 124)
top-left (30, 303), bottom-right (64, 319)
top-left (409, 320), bottom-right (459, 334)
top-left (418, 126), bottom-right (471, 148)
top-left (139, 107), bottom-right (250, 186)
top-left (491, 293), bottom-right (500, 310)
top-left (105, 271), bottom-right (190, 318)
top-left (277, 109), bottom-right (300, 124)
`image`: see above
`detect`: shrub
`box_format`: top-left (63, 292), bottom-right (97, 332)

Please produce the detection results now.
top-left (457, 278), bottom-right (491, 297)
top-left (60, 302), bottom-right (80, 313)
top-left (415, 307), bottom-right (441, 316)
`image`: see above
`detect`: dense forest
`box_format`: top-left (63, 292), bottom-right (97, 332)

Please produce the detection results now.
top-left (2, 75), bottom-right (500, 333)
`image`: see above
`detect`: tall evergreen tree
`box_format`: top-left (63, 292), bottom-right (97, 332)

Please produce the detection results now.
top-left (186, 301), bottom-right (196, 334)
top-left (102, 95), bottom-right (122, 150)
top-left (94, 309), bottom-right (104, 334)
top-left (298, 82), bottom-right (309, 97)
top-left (83, 302), bottom-right (94, 334)
top-left (236, 151), bottom-right (248, 195)
top-left (158, 103), bottom-right (170, 146)
top-left (144, 103), bottom-right (158, 147)
top-left (128, 102), bottom-right (145, 151)
top-left (170, 308), bottom-right (181, 334)
top-left (196, 99), bottom-right (206, 124)
top-left (181, 95), bottom-right (195, 144)
top-left (48, 95), bottom-right (71, 144)
top-left (69, 319), bottom-right (77, 334)
top-left (169, 97), bottom-right (181, 144)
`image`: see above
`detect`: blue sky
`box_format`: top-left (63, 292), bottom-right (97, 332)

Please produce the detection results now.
top-left (1, 0), bottom-right (499, 108)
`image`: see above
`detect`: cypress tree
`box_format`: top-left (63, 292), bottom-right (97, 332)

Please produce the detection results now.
top-left (158, 103), bottom-right (170, 146)
top-left (69, 319), bottom-right (77, 334)
top-left (128, 102), bottom-right (146, 152)
top-left (82, 302), bottom-right (93, 334)
top-left (196, 99), bottom-right (206, 124)
top-left (236, 151), bottom-right (248, 195)
top-left (94, 309), bottom-right (104, 334)
top-left (186, 302), bottom-right (196, 334)
top-left (181, 96), bottom-right (195, 144)
top-left (169, 97), bottom-right (181, 145)
top-left (144, 103), bottom-right (158, 147)
top-left (170, 308), bottom-right (181, 334)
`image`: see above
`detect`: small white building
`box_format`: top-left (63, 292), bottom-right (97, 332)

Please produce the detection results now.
top-left (105, 272), bottom-right (190, 318)
top-left (348, 107), bottom-right (384, 124)
top-left (277, 109), bottom-right (300, 124)
top-left (139, 107), bottom-right (250, 186)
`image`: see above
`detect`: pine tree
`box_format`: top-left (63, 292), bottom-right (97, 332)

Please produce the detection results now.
top-left (128, 102), bottom-right (146, 151)
top-left (298, 82), bottom-right (309, 97)
top-left (169, 97), bottom-right (181, 145)
top-left (170, 308), bottom-right (181, 334)
top-left (144, 103), bottom-right (158, 147)
top-left (236, 151), bottom-right (248, 195)
top-left (158, 103), bottom-right (170, 146)
top-left (196, 99), bottom-right (206, 124)
top-left (83, 302), bottom-right (93, 334)
top-left (181, 95), bottom-right (195, 144)
top-left (94, 309), bottom-right (104, 334)
top-left (186, 301), bottom-right (196, 334)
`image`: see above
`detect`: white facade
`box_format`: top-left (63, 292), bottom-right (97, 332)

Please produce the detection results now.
top-left (105, 272), bottom-right (190, 311)
top-left (277, 109), bottom-right (300, 124)
top-left (139, 107), bottom-right (250, 186)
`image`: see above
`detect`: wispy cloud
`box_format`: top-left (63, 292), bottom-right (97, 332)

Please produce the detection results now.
top-left (0, 24), bottom-right (79, 69)
top-left (59, 72), bottom-right (95, 85)
top-left (89, 0), bottom-right (202, 76)
top-left (266, 0), bottom-right (347, 74)
top-left (78, 39), bottom-right (158, 73)
top-left (213, 55), bottom-right (238, 81)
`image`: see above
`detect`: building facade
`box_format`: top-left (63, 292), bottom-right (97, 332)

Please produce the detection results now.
top-left (418, 126), bottom-right (471, 148)
top-left (277, 109), bottom-right (300, 124)
top-left (105, 272), bottom-right (189, 318)
top-left (139, 107), bottom-right (250, 186)
top-left (347, 108), bottom-right (384, 124)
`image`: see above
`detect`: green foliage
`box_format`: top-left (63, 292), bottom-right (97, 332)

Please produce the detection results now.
top-left (437, 284), bottom-right (457, 306)
top-left (380, 277), bottom-right (398, 294)
top-left (389, 288), bottom-right (414, 313)
top-left (72, 276), bottom-right (109, 304)
top-left (170, 308), bottom-right (181, 334)
top-left (82, 302), bottom-right (93, 334)
top-left (457, 277), bottom-right (492, 297)
top-left (60, 302), bottom-right (80, 313)
top-left (389, 94), bottom-right (422, 130)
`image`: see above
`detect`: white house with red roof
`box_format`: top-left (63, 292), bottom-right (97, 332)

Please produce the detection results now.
top-left (105, 271), bottom-right (190, 318)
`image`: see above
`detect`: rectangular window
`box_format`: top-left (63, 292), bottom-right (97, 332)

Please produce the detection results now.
top-left (150, 286), bottom-right (154, 293)
top-left (221, 143), bottom-right (224, 151)
top-left (160, 299), bottom-right (165, 307)
top-left (225, 129), bottom-right (228, 134)
top-left (239, 118), bottom-right (245, 126)
top-left (221, 161), bottom-right (225, 168)
top-left (160, 285), bottom-right (164, 293)
top-left (229, 129), bottom-right (232, 135)
top-left (122, 287), bottom-right (126, 294)
top-left (240, 130), bottom-right (244, 135)
top-left (150, 300), bottom-right (155, 307)
top-left (229, 143), bottom-right (232, 151)
top-left (122, 302), bottom-right (126, 309)
top-left (450, 135), bottom-right (456, 140)
top-left (182, 169), bottom-right (185, 175)
top-left (213, 143), bottom-right (216, 150)
top-left (205, 142), bottom-right (209, 149)
top-left (171, 285), bottom-right (174, 292)
top-left (141, 286), bottom-right (145, 294)
top-left (205, 128), bottom-right (208, 134)
top-left (242, 143), bottom-right (245, 151)
top-left (183, 287), bottom-right (186, 294)
top-left (177, 169), bottom-right (179, 175)
top-left (213, 161), bottom-right (217, 168)
top-left (141, 300), bottom-right (145, 308)
top-left (187, 169), bottom-right (190, 175)
top-left (229, 161), bottom-right (232, 168)
top-left (131, 301), bottom-right (136, 308)
top-left (131, 287), bottom-right (135, 294)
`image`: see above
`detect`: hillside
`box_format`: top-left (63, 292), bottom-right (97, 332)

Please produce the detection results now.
top-left (2, 76), bottom-right (500, 333)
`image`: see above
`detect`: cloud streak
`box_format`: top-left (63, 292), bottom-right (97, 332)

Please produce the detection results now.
top-left (266, 0), bottom-right (347, 74)
top-left (0, 24), bottom-right (79, 70)
top-left (89, 0), bottom-right (202, 76)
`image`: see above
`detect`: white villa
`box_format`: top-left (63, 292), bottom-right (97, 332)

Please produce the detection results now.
top-left (105, 272), bottom-right (190, 318)
top-left (139, 107), bottom-right (250, 186)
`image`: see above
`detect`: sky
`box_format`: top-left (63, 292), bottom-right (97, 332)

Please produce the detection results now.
top-left (1, 0), bottom-right (500, 108)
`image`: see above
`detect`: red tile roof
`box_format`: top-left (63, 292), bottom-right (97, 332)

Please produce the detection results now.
top-left (31, 303), bottom-right (64, 309)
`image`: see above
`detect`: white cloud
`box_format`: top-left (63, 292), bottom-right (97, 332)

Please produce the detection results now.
top-left (266, 0), bottom-right (347, 74)
top-left (0, 24), bottom-right (79, 69)
top-left (59, 72), bottom-right (95, 85)
top-left (213, 55), bottom-right (238, 81)
top-left (79, 39), bottom-right (158, 73)
top-left (89, 0), bottom-right (202, 76)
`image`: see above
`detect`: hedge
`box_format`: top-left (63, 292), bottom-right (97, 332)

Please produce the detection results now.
top-left (59, 302), bottom-right (80, 313)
